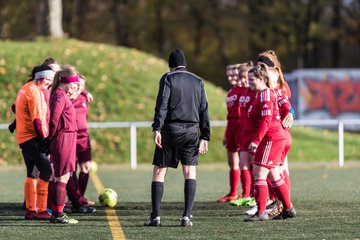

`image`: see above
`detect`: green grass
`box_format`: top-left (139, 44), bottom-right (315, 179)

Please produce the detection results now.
top-left (0, 39), bottom-right (226, 165)
top-left (1, 164), bottom-right (360, 239)
top-left (1, 39), bottom-right (359, 165)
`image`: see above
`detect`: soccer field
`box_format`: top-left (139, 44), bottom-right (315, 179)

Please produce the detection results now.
top-left (0, 164), bottom-right (359, 240)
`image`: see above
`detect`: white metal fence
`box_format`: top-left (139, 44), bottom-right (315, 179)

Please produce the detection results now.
top-left (1, 119), bottom-right (359, 169)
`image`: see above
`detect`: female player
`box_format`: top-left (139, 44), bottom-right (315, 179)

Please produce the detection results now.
top-left (15, 65), bottom-right (55, 220)
top-left (229, 61), bottom-right (257, 207)
top-left (217, 64), bottom-right (242, 202)
top-left (256, 50), bottom-right (295, 217)
top-left (66, 74), bottom-right (96, 211)
top-left (244, 64), bottom-right (296, 221)
top-left (48, 65), bottom-right (80, 224)
top-left (257, 50), bottom-right (293, 195)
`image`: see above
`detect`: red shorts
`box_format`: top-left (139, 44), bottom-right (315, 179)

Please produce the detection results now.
top-left (76, 133), bottom-right (92, 163)
top-left (239, 130), bottom-right (253, 152)
top-left (50, 131), bottom-right (77, 177)
top-left (280, 129), bottom-right (292, 165)
top-left (224, 119), bottom-right (241, 152)
top-left (253, 138), bottom-right (286, 169)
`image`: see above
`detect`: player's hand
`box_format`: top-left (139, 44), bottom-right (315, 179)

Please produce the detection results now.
top-left (282, 113), bottom-right (294, 128)
top-left (199, 139), bottom-right (208, 154)
top-left (222, 138), bottom-right (226, 147)
top-left (86, 92), bottom-right (94, 103)
top-left (154, 131), bottom-right (162, 148)
top-left (248, 141), bottom-right (258, 153)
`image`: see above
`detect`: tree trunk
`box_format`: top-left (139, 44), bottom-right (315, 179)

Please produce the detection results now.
top-left (110, 0), bottom-right (130, 47)
top-left (154, 0), bottom-right (165, 56)
top-left (48, 0), bottom-right (64, 38)
top-left (69, 0), bottom-right (88, 38)
top-left (36, 0), bottom-right (48, 36)
top-left (189, 4), bottom-right (205, 57)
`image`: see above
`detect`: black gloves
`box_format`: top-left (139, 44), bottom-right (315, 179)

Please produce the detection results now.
top-left (41, 138), bottom-right (51, 155)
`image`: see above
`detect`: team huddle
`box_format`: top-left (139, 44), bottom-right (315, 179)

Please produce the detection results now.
top-left (11, 59), bottom-right (95, 224)
top-left (218, 50), bottom-right (296, 221)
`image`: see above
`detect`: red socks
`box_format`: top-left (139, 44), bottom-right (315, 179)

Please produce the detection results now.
top-left (271, 178), bottom-right (292, 210)
top-left (229, 169), bottom-right (240, 197)
top-left (267, 178), bottom-right (276, 201)
top-left (283, 170), bottom-right (291, 197)
top-left (52, 182), bottom-right (67, 213)
top-left (254, 179), bottom-right (268, 213)
top-left (240, 169), bottom-right (252, 197)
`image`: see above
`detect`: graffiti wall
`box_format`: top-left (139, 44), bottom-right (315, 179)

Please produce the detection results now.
top-left (285, 69), bottom-right (360, 120)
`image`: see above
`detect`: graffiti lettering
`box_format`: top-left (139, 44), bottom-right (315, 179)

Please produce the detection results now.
top-left (304, 79), bottom-right (360, 116)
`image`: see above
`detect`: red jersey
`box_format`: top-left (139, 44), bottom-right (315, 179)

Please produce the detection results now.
top-left (283, 81), bottom-right (292, 99)
top-left (239, 88), bottom-right (257, 129)
top-left (49, 88), bottom-right (77, 140)
top-left (71, 92), bottom-right (89, 131)
top-left (225, 86), bottom-right (242, 119)
top-left (247, 88), bottom-right (285, 145)
top-left (274, 87), bottom-right (291, 120)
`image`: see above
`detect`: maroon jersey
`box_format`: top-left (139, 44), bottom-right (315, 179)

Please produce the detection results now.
top-left (49, 88), bottom-right (77, 140)
top-left (225, 86), bottom-right (242, 119)
top-left (247, 88), bottom-right (285, 145)
top-left (71, 92), bottom-right (89, 131)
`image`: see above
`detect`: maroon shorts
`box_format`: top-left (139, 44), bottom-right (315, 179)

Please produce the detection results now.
top-left (239, 130), bottom-right (253, 152)
top-left (76, 133), bottom-right (92, 163)
top-left (253, 138), bottom-right (286, 169)
top-left (50, 131), bottom-right (77, 177)
top-left (224, 119), bottom-right (241, 152)
top-left (280, 129), bottom-right (292, 165)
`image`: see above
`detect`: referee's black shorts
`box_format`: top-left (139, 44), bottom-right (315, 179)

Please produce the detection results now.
top-left (153, 122), bottom-right (200, 168)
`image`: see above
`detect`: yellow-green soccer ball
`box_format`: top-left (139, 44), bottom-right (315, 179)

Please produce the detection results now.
top-left (98, 188), bottom-right (117, 207)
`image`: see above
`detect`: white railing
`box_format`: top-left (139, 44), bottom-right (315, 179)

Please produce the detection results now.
top-left (1, 119), bottom-right (359, 169)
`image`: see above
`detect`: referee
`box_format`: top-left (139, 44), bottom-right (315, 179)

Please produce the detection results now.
top-left (144, 48), bottom-right (210, 227)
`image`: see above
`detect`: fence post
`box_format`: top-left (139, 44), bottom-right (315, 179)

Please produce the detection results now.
top-left (130, 123), bottom-right (137, 169)
top-left (338, 121), bottom-right (344, 167)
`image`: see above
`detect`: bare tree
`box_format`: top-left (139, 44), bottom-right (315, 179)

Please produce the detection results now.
top-left (48, 0), bottom-right (65, 38)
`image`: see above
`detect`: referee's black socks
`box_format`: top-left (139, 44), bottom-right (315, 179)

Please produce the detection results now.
top-left (151, 181), bottom-right (164, 219)
top-left (183, 179), bottom-right (196, 218)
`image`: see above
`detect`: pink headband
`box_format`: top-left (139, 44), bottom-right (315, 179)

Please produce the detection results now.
top-left (60, 76), bottom-right (80, 83)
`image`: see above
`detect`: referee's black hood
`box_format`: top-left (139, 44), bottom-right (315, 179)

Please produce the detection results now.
top-left (168, 49), bottom-right (186, 68)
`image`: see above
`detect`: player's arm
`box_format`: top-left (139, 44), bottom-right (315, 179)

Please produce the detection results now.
top-left (152, 74), bottom-right (170, 132)
top-left (49, 95), bottom-right (65, 140)
top-left (199, 80), bottom-right (210, 141)
top-left (28, 89), bottom-right (47, 139)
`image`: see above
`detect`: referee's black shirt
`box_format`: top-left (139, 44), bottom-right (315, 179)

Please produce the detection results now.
top-left (152, 67), bottom-right (210, 141)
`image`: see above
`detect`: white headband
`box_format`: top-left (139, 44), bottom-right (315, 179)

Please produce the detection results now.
top-left (34, 70), bottom-right (55, 80)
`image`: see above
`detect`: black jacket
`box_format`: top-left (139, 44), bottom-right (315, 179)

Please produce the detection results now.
top-left (152, 67), bottom-right (210, 141)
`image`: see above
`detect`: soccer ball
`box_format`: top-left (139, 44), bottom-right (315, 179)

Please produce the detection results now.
top-left (98, 188), bottom-right (117, 207)
top-left (90, 161), bottom-right (98, 173)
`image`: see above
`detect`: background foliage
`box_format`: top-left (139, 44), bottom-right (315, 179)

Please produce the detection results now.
top-left (1, 0), bottom-right (360, 88)
top-left (1, 39), bottom-right (360, 165)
